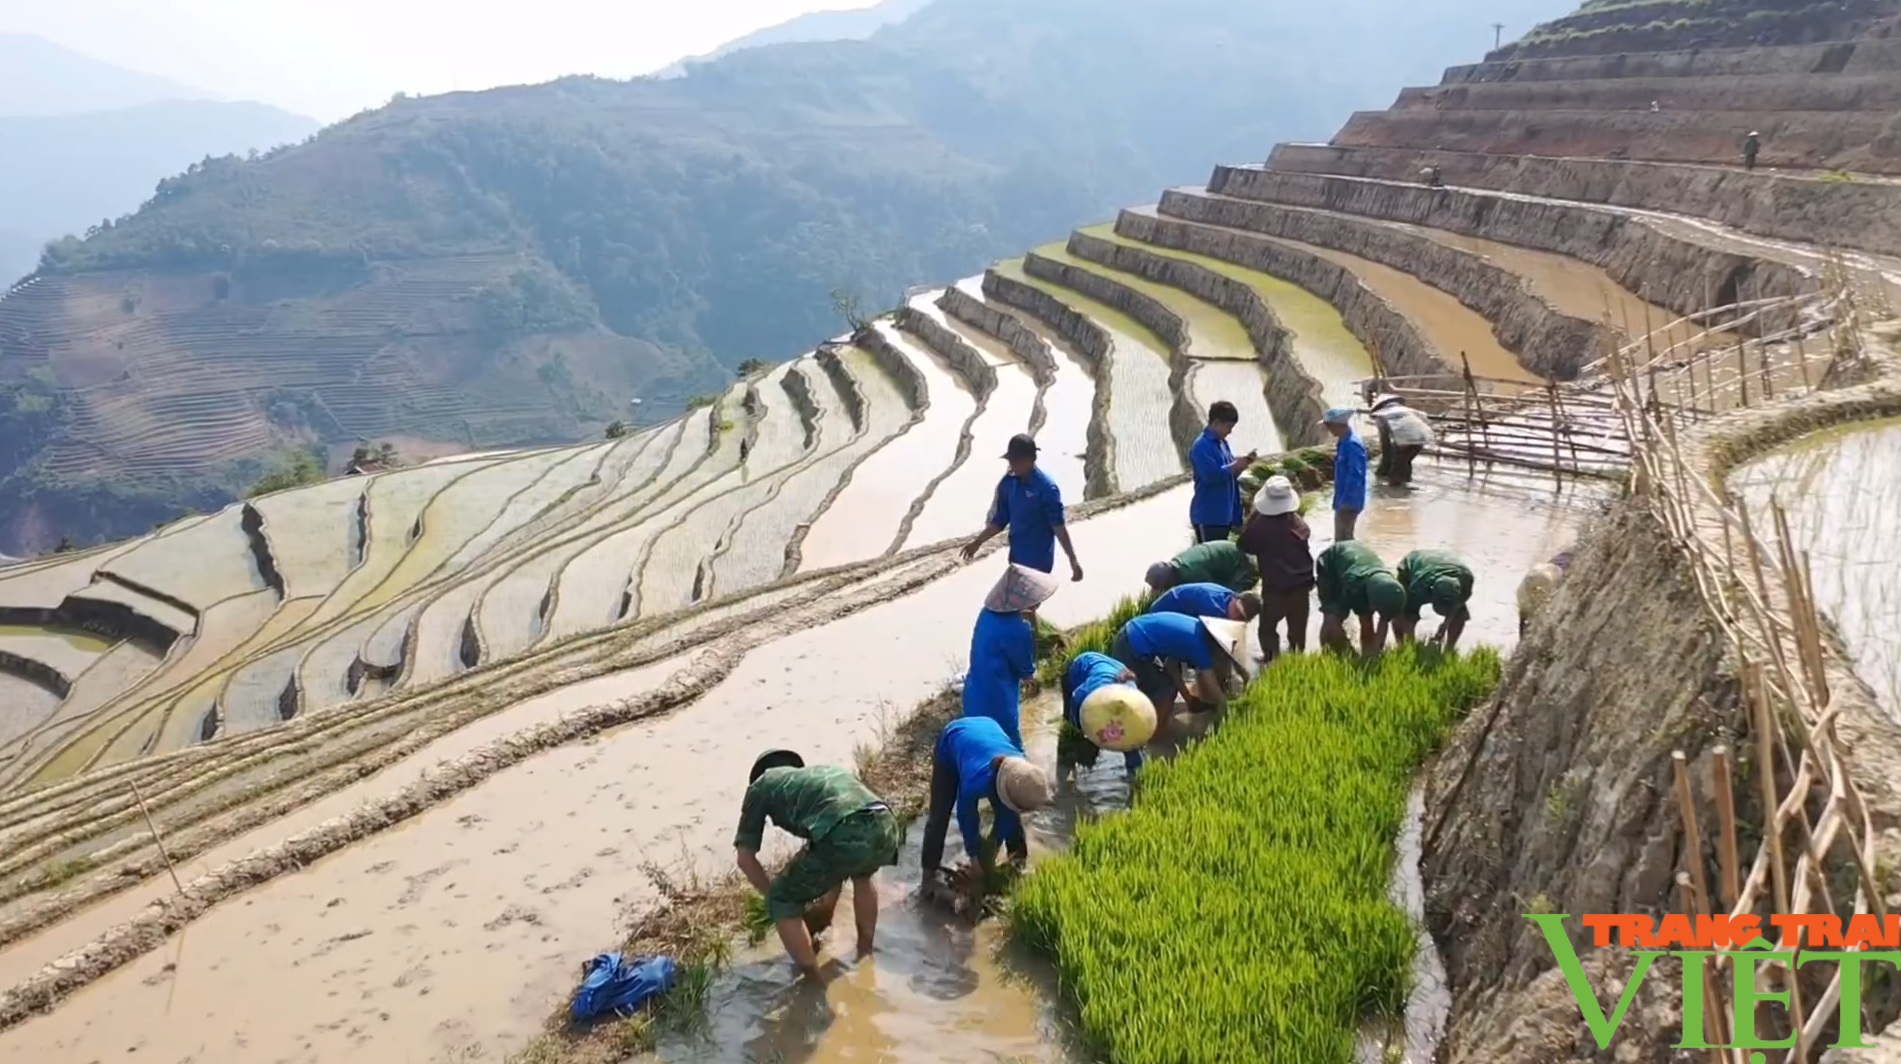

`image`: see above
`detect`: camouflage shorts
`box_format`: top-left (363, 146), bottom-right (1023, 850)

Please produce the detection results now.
top-left (766, 807), bottom-right (903, 921)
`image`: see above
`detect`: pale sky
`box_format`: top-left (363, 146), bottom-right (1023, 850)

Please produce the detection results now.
top-left (2, 0), bottom-right (882, 121)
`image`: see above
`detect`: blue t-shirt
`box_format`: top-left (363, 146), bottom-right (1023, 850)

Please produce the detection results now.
top-left (1120, 612), bottom-right (1213, 669)
top-left (1333, 428), bottom-right (1368, 512)
top-left (963, 608), bottom-right (1035, 747)
top-left (1147, 583), bottom-right (1236, 621)
top-left (935, 717), bottom-right (1024, 862)
top-left (988, 467), bottom-right (1065, 573)
top-left (1188, 428), bottom-right (1241, 527)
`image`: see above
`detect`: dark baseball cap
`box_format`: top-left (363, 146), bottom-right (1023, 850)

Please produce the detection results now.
top-left (1002, 434), bottom-right (1039, 460)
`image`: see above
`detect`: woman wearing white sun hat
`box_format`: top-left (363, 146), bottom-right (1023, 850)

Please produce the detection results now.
top-left (1238, 475), bottom-right (1315, 662)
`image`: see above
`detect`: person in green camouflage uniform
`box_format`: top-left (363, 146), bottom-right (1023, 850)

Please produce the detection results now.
top-left (1145, 540), bottom-right (1260, 594)
top-left (1315, 540), bottom-right (1407, 657)
top-left (1394, 549), bottom-right (1475, 650)
top-left (734, 749), bottom-right (901, 975)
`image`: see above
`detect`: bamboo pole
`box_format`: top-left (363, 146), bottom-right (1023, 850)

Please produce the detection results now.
top-left (1678, 871), bottom-right (1733, 1063)
top-left (1673, 751), bottom-right (1716, 919)
top-left (1711, 745), bottom-right (1742, 911)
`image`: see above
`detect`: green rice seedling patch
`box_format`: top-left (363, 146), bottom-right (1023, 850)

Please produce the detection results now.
top-left (1013, 646), bottom-right (1501, 1064)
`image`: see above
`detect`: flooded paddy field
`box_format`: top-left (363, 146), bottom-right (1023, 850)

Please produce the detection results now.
top-left (1730, 416), bottom-right (1901, 714)
top-left (952, 278), bottom-right (1093, 502)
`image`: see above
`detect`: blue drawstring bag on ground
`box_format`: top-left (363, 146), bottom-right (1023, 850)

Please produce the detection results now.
top-left (570, 951), bottom-right (677, 1023)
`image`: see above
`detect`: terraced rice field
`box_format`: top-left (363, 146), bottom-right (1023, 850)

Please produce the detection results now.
top-left (1112, 207), bottom-right (1377, 408)
top-left (1191, 360), bottom-right (1283, 455)
top-left (0, 625), bottom-right (112, 687)
top-left (952, 276), bottom-right (1094, 500)
top-left (100, 506), bottom-right (268, 611)
top-left (995, 255), bottom-right (1184, 492)
top-left (793, 345), bottom-right (929, 572)
top-left (0, 678), bottom-right (58, 747)
top-left (250, 477), bottom-right (368, 599)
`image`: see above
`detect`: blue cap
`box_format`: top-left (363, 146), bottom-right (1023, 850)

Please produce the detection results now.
top-left (1320, 407), bottom-right (1355, 425)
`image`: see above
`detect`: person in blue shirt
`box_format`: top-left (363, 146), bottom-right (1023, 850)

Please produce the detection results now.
top-left (1063, 651), bottom-right (1151, 774)
top-left (1323, 407), bottom-right (1368, 543)
top-left (920, 716), bottom-right (1054, 918)
top-left (960, 434), bottom-right (1083, 581)
top-left (1147, 581), bottom-right (1262, 626)
top-left (962, 564), bottom-right (1061, 747)
top-left (1188, 401), bottom-right (1259, 544)
top-left (1109, 612), bottom-right (1238, 726)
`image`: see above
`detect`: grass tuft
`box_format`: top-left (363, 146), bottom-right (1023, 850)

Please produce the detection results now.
top-left (1034, 593), bottom-right (1149, 688)
top-left (1011, 645), bottom-right (1501, 1064)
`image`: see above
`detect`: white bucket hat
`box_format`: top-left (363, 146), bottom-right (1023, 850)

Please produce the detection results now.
top-left (1199, 617), bottom-right (1250, 672)
top-left (1253, 475), bottom-right (1299, 517)
top-left (984, 563), bottom-right (1062, 614)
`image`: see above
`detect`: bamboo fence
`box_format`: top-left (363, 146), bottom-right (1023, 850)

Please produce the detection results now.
top-left (1606, 293), bottom-right (1882, 1063)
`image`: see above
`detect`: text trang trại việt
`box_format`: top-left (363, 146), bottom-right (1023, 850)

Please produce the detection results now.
top-left (1527, 912), bottom-right (1901, 1056)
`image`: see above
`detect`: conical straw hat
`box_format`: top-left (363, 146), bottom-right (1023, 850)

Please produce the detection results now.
top-left (984, 563), bottom-right (1062, 614)
top-left (1079, 684), bottom-right (1157, 752)
top-left (1199, 617), bottom-right (1250, 672)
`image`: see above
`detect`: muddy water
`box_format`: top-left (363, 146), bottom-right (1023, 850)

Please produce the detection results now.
top-left (952, 277), bottom-right (1094, 502)
top-left (650, 696), bottom-right (1092, 1064)
top-left (1118, 207), bottom-right (1376, 408)
top-left (1418, 225), bottom-right (1684, 345)
top-left (1730, 417), bottom-right (1901, 715)
top-left (994, 257), bottom-right (1183, 493)
top-left (0, 489), bottom-right (1195, 1064)
top-left (1285, 236), bottom-right (1537, 385)
top-left (1073, 224), bottom-right (1261, 363)
top-left (0, 677), bottom-right (57, 746)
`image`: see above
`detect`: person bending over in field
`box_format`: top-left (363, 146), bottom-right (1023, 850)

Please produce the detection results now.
top-left (1516, 549), bottom-right (1574, 636)
top-left (1062, 651), bottom-right (1154, 775)
top-left (1110, 611), bottom-right (1245, 724)
top-left (962, 564), bottom-right (1061, 747)
top-left (1315, 541), bottom-right (1406, 658)
top-left (1144, 539), bottom-right (1259, 595)
top-left (1146, 581), bottom-right (1261, 625)
top-left (734, 750), bottom-right (901, 977)
top-left (1394, 548), bottom-right (1475, 650)
top-left (920, 717), bottom-right (1053, 919)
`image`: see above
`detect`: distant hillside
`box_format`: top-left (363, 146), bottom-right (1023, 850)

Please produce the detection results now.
top-left (1495, 0), bottom-right (1901, 58)
top-left (0, 0), bottom-right (1575, 551)
top-left (0, 33), bottom-right (212, 116)
top-left (653, 0), bottom-right (932, 77)
top-left (0, 100), bottom-right (320, 285)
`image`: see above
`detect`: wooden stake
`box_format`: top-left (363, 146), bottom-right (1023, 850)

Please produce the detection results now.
top-left (1673, 751), bottom-right (1716, 919)
top-left (1678, 872), bottom-right (1732, 1062)
top-left (1711, 745), bottom-right (1742, 912)
top-left (131, 779), bottom-right (186, 897)
top-left (1748, 660), bottom-right (1793, 919)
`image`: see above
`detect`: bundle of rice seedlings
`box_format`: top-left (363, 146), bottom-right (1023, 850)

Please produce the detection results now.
top-left (1012, 645), bottom-right (1501, 1064)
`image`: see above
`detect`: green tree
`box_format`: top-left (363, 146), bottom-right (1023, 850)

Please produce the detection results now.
top-left (829, 287), bottom-right (870, 334)
top-left (604, 420), bottom-right (630, 439)
top-left (52, 535), bottom-right (76, 554)
top-left (247, 450), bottom-right (327, 497)
top-left (735, 358), bottom-right (770, 377)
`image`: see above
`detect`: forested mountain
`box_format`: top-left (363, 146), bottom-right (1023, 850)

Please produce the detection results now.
top-left (0, 100), bottom-right (319, 284)
top-left (0, 0), bottom-right (1571, 550)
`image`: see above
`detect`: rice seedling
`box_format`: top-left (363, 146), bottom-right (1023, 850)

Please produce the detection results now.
top-left (1033, 592), bottom-right (1149, 688)
top-left (1012, 645), bottom-right (1502, 1064)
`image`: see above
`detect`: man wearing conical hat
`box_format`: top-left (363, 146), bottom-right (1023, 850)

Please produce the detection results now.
top-left (1394, 549), bottom-right (1475, 650)
top-left (1110, 611), bottom-right (1248, 724)
top-left (1316, 541), bottom-right (1407, 657)
top-left (734, 750), bottom-right (901, 976)
top-left (1062, 651), bottom-right (1154, 774)
top-left (963, 564), bottom-right (1061, 747)
top-left (921, 716), bottom-right (1054, 919)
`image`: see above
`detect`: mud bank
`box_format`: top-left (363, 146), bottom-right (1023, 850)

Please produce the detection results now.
top-left (894, 303), bottom-right (998, 402)
top-left (1064, 230), bottom-right (1330, 449)
top-left (982, 269), bottom-right (1120, 499)
top-left (1209, 167), bottom-right (1818, 329)
top-left (1268, 143), bottom-right (1901, 259)
top-left (1121, 204), bottom-right (1446, 382)
top-left (1144, 194), bottom-right (1604, 380)
top-left (1420, 346), bottom-right (1901, 1063)
top-left (1020, 250), bottom-right (1204, 460)
top-left (937, 285), bottom-right (1058, 390)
